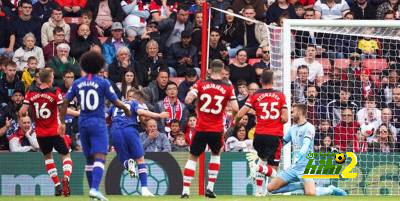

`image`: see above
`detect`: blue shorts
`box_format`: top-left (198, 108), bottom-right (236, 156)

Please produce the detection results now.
top-left (111, 126), bottom-right (144, 162)
top-left (278, 164), bottom-right (313, 184)
top-left (79, 118), bottom-right (109, 157)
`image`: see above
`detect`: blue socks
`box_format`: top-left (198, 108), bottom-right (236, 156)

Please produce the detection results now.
top-left (85, 159), bottom-right (94, 189)
top-left (92, 158), bottom-right (105, 191)
top-left (138, 163), bottom-right (148, 187)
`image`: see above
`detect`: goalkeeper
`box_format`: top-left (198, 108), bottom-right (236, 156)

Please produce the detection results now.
top-left (249, 104), bottom-right (347, 196)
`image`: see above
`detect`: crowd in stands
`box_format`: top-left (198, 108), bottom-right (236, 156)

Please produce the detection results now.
top-left (0, 0), bottom-right (399, 154)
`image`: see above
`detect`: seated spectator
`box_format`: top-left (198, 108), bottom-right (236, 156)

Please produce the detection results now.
top-left (266, 0), bottom-right (297, 24)
top-left (171, 134), bottom-right (189, 152)
top-left (87, 0), bottom-right (125, 37)
top-left (6, 89), bottom-right (24, 122)
top-left (291, 44), bottom-right (323, 86)
top-left (350, 0), bottom-right (377, 19)
top-left (138, 21), bottom-right (162, 57)
top-left (70, 24), bottom-right (101, 60)
top-left (155, 82), bottom-right (189, 132)
top-left (21, 56), bottom-right (38, 89)
top-left (253, 44), bottom-right (271, 77)
top-left (229, 49), bottom-right (257, 87)
top-left (143, 68), bottom-right (169, 109)
top-left (232, 0), bottom-right (265, 20)
top-left (158, 4), bottom-right (193, 50)
top-left (380, 69), bottom-right (398, 105)
top-left (116, 70), bottom-right (141, 99)
top-left (241, 5), bottom-right (269, 58)
top-left (140, 118), bottom-right (171, 152)
top-left (366, 123), bottom-right (396, 152)
top-left (11, 0), bottom-right (42, 48)
top-left (291, 65), bottom-right (312, 104)
top-left (314, 119), bottom-right (333, 150)
top-left (0, 61), bottom-right (25, 105)
top-left (47, 43), bottom-right (80, 87)
top-left (12, 33), bottom-right (45, 71)
top-left (136, 39), bottom-right (166, 86)
top-left (379, 108), bottom-right (398, 140)
top-left (167, 30), bottom-right (199, 77)
top-left (294, 2), bottom-right (305, 18)
top-left (178, 68), bottom-right (198, 103)
top-left (43, 26), bottom-right (68, 61)
top-left (358, 35), bottom-right (379, 59)
top-left (0, 110), bottom-right (12, 150)
top-left (314, 0), bottom-right (350, 19)
top-left (189, 0), bottom-right (204, 15)
top-left (184, 114), bottom-right (196, 146)
top-left (334, 108), bottom-right (360, 152)
top-left (383, 10), bottom-right (397, 20)
top-left (315, 134), bottom-right (338, 152)
top-left (0, 15), bottom-right (14, 58)
top-left (208, 28), bottom-right (229, 64)
top-left (102, 22), bottom-right (132, 65)
top-left (121, 0), bottom-right (150, 37)
top-left (376, 0), bottom-right (400, 19)
top-left (306, 85), bottom-right (320, 126)
top-left (247, 82), bottom-right (260, 96)
top-left (226, 114), bottom-right (249, 139)
top-left (33, 0), bottom-right (59, 24)
top-left (70, 10), bottom-right (99, 41)
top-left (218, 7), bottom-right (244, 58)
top-left (225, 125), bottom-right (253, 152)
top-left (108, 46), bottom-right (137, 83)
top-left (166, 119), bottom-right (182, 143)
top-left (211, 0), bottom-right (231, 28)
top-left (237, 80), bottom-right (249, 107)
top-left (346, 52), bottom-right (362, 81)
top-left (357, 96), bottom-right (382, 125)
top-left (191, 11), bottom-right (203, 51)
top-left (359, 68), bottom-right (381, 106)
top-left (55, 0), bottom-right (86, 17)
top-left (149, 0), bottom-right (178, 22)
top-left (323, 87), bottom-right (358, 127)
top-left (8, 115), bottom-right (39, 152)
top-left (41, 6), bottom-right (70, 47)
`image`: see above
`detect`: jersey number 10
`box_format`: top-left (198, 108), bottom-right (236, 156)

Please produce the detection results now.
top-left (79, 89), bottom-right (99, 110)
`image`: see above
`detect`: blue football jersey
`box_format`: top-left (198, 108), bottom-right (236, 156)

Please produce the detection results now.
top-left (284, 122), bottom-right (315, 166)
top-left (108, 100), bottom-right (140, 128)
top-left (66, 74), bottom-right (118, 119)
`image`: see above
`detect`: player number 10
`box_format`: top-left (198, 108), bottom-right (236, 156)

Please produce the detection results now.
top-left (79, 89), bottom-right (99, 110)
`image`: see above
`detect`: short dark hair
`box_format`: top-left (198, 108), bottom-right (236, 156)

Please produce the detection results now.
top-left (63, 70), bottom-right (74, 77)
top-left (19, 0), bottom-right (32, 7)
top-left (293, 103), bottom-right (307, 116)
top-left (185, 68), bottom-right (197, 77)
top-left (177, 4), bottom-right (190, 12)
top-left (304, 8), bottom-right (315, 13)
top-left (27, 56), bottom-right (37, 63)
top-left (243, 5), bottom-right (255, 12)
top-left (344, 11), bottom-right (355, 18)
top-left (260, 69), bottom-right (274, 84)
top-left (82, 10), bottom-right (93, 19)
top-left (210, 27), bottom-right (220, 35)
top-left (53, 26), bottom-right (65, 35)
top-left (39, 68), bottom-right (54, 83)
top-left (170, 119), bottom-right (180, 125)
top-left (237, 80), bottom-right (247, 87)
top-left (52, 5), bottom-right (62, 13)
top-left (80, 51), bottom-right (105, 74)
top-left (340, 86), bottom-right (350, 93)
top-left (306, 44), bottom-right (316, 49)
top-left (166, 81), bottom-right (178, 89)
top-left (157, 68), bottom-right (170, 78)
top-left (297, 65), bottom-right (309, 73)
top-left (181, 30), bottom-right (192, 38)
top-left (294, 2), bottom-right (303, 9)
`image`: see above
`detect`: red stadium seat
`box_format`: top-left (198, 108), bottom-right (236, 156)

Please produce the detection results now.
top-left (316, 58), bottom-right (331, 72)
top-left (334, 59), bottom-right (350, 69)
top-left (248, 58), bottom-right (260, 65)
top-left (98, 37), bottom-right (108, 44)
top-left (362, 58), bottom-right (388, 73)
top-left (169, 77), bottom-right (185, 86)
top-left (64, 17), bottom-right (82, 24)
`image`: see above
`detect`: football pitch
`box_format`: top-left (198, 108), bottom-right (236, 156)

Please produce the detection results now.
top-left (0, 196), bottom-right (398, 201)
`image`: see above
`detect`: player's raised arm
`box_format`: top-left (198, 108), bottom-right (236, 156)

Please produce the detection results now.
top-left (235, 105), bottom-right (250, 125)
top-left (18, 104), bottom-right (29, 117)
top-left (185, 85), bottom-right (198, 105)
top-left (114, 99), bottom-right (132, 117)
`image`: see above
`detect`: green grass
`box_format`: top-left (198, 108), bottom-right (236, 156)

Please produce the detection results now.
top-left (0, 195), bottom-right (398, 201)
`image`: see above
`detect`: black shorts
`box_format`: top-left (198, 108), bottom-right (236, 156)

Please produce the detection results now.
top-left (253, 134), bottom-right (282, 166)
top-left (190, 132), bottom-right (223, 156)
top-left (37, 136), bottom-right (69, 155)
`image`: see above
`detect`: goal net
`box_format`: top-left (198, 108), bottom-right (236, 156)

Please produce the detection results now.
top-left (281, 19), bottom-right (400, 195)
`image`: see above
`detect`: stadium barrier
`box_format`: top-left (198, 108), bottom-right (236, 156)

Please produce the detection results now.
top-left (0, 152), bottom-right (399, 196)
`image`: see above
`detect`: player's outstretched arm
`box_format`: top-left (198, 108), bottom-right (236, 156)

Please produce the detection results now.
top-left (184, 90), bottom-right (197, 105)
top-left (234, 105), bottom-right (250, 125)
top-left (137, 109), bottom-right (169, 119)
top-left (58, 99), bottom-right (69, 124)
top-left (114, 99), bottom-right (132, 116)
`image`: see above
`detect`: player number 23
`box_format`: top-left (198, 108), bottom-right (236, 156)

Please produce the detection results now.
top-left (259, 102), bottom-right (280, 120)
top-left (199, 94), bottom-right (224, 114)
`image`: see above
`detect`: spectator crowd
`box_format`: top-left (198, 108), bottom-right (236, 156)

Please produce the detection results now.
top-left (0, 0), bottom-right (399, 154)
